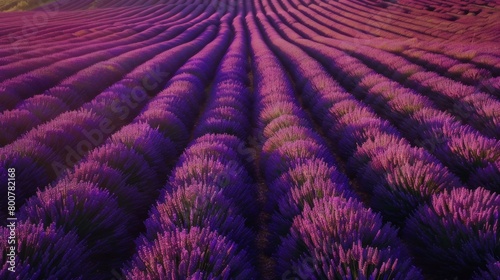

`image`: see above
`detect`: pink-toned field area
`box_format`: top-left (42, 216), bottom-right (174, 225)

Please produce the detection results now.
top-left (1, 0), bottom-right (499, 279)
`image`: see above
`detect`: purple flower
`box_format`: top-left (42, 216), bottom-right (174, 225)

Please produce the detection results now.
top-left (371, 160), bottom-right (461, 224)
top-left (45, 85), bottom-right (82, 109)
top-left (269, 158), bottom-right (349, 203)
top-left (124, 227), bottom-right (257, 279)
top-left (263, 114), bottom-right (309, 138)
top-left (142, 183), bottom-right (254, 250)
top-left (65, 160), bottom-right (149, 216)
top-left (276, 197), bottom-right (421, 279)
top-left (388, 91), bottom-right (435, 117)
top-left (170, 156), bottom-right (256, 215)
top-left (19, 181), bottom-right (133, 267)
top-left (195, 133), bottom-right (243, 150)
top-left (210, 95), bottom-right (249, 115)
top-left (181, 141), bottom-right (240, 164)
top-left (346, 133), bottom-right (407, 177)
top-left (261, 126), bottom-right (320, 154)
top-left (18, 94), bottom-right (69, 120)
top-left (194, 118), bottom-right (247, 140)
top-left (403, 187), bottom-right (500, 278)
top-left (329, 100), bottom-right (375, 125)
top-left (473, 259), bottom-right (500, 280)
top-left (337, 118), bottom-right (399, 159)
top-left (110, 123), bottom-right (177, 174)
top-left (447, 133), bottom-right (500, 172)
top-left (268, 178), bottom-right (353, 253)
top-left (259, 101), bottom-right (304, 128)
top-left (0, 86), bottom-right (22, 110)
top-left (0, 140), bottom-right (56, 209)
top-left (135, 108), bottom-right (189, 147)
top-left (0, 109), bottom-right (40, 146)
top-left (264, 140), bottom-right (334, 181)
top-left (87, 142), bottom-right (161, 200)
top-left (0, 222), bottom-right (96, 279)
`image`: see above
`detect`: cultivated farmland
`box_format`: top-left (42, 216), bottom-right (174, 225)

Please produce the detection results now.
top-left (1, 0), bottom-right (499, 279)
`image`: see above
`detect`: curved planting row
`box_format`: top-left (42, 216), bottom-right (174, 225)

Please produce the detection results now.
top-left (124, 10), bottom-right (261, 279)
top-left (0, 0), bottom-right (211, 73)
top-left (263, 0), bottom-right (500, 140)
top-left (247, 8), bottom-right (423, 279)
top-left (381, 45), bottom-right (494, 86)
top-left (259, 1), bottom-right (500, 192)
top-left (259, 0), bottom-right (456, 222)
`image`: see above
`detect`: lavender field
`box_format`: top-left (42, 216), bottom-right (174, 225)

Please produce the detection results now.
top-left (1, 0), bottom-right (499, 279)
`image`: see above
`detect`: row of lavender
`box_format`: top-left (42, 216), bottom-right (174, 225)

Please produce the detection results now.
top-left (0, 1), bottom-right (216, 126)
top-left (264, 0), bottom-right (500, 98)
top-left (246, 3), bottom-right (424, 278)
top-left (124, 11), bottom-right (262, 278)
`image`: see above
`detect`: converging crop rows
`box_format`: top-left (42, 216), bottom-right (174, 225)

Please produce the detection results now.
top-left (0, 0), bottom-right (499, 279)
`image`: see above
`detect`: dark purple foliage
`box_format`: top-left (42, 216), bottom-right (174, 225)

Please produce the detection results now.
top-left (124, 228), bottom-right (257, 280)
top-left (18, 95), bottom-right (70, 120)
top-left (371, 160), bottom-right (461, 224)
top-left (65, 160), bottom-right (149, 215)
top-left (0, 222), bottom-right (96, 279)
top-left (403, 187), bottom-right (500, 278)
top-left (135, 109), bottom-right (189, 147)
top-left (141, 183), bottom-right (254, 249)
top-left (0, 110), bottom-right (41, 146)
top-left (110, 123), bottom-right (177, 174)
top-left (19, 181), bottom-right (133, 267)
top-left (170, 156), bottom-right (255, 213)
top-left (86, 142), bottom-right (161, 200)
top-left (264, 140), bottom-right (334, 181)
top-left (468, 161), bottom-right (500, 193)
top-left (473, 259), bottom-right (500, 280)
top-left (276, 197), bottom-right (423, 279)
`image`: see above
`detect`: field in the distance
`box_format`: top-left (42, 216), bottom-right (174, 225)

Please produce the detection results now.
top-left (1, 0), bottom-right (499, 279)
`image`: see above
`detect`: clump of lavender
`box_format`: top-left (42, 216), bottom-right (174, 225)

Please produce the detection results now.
top-left (371, 160), bottom-right (461, 224)
top-left (124, 227), bottom-right (257, 279)
top-left (403, 187), bottom-right (500, 278)
top-left (19, 181), bottom-right (133, 268)
top-left (276, 197), bottom-right (422, 279)
top-left (110, 123), bottom-right (177, 174)
top-left (87, 142), bottom-right (161, 200)
top-left (0, 222), bottom-right (96, 279)
top-left (141, 183), bottom-right (254, 250)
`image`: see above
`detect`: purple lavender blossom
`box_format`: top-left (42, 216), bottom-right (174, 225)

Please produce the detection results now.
top-left (403, 187), bottom-right (500, 278)
top-left (19, 181), bottom-right (133, 267)
top-left (0, 222), bottom-right (96, 279)
top-left (124, 227), bottom-right (257, 279)
top-left (276, 197), bottom-right (422, 279)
